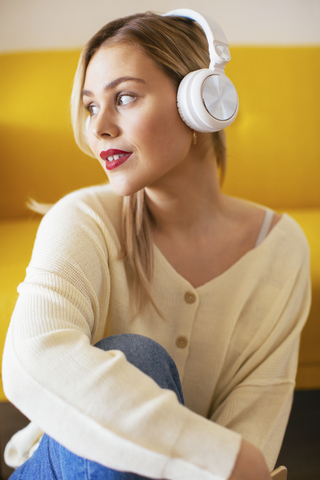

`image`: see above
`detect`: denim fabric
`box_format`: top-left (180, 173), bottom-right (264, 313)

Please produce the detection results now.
top-left (9, 334), bottom-right (184, 479)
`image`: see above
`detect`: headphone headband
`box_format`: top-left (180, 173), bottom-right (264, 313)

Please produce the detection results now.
top-left (163, 8), bottom-right (238, 132)
top-left (163, 9), bottom-right (231, 71)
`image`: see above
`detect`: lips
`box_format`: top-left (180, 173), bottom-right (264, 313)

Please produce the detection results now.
top-left (100, 149), bottom-right (132, 171)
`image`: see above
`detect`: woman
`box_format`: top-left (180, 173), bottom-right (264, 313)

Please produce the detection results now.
top-left (3, 10), bottom-right (310, 480)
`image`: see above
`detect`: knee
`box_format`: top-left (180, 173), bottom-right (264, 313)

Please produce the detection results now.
top-left (94, 334), bottom-right (184, 404)
top-left (95, 334), bottom-right (170, 366)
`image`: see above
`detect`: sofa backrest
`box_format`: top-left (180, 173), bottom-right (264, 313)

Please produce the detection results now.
top-left (1, 47), bottom-right (319, 219)
top-left (223, 47), bottom-right (320, 209)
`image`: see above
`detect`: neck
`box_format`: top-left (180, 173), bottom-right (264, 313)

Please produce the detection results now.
top-left (145, 139), bottom-right (225, 235)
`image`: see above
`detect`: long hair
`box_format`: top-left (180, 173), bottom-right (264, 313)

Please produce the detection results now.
top-left (71, 12), bottom-right (227, 316)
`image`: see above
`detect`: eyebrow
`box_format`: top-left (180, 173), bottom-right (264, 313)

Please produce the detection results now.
top-left (82, 76), bottom-right (146, 98)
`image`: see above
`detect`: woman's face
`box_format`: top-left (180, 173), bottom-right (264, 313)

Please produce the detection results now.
top-left (83, 43), bottom-right (194, 196)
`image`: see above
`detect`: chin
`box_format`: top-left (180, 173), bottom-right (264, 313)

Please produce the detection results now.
top-left (108, 179), bottom-right (142, 197)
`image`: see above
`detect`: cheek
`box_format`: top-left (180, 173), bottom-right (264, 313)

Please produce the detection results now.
top-left (135, 102), bottom-right (190, 153)
top-left (88, 133), bottom-right (106, 165)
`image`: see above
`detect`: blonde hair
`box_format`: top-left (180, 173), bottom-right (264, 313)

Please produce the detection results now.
top-left (71, 12), bottom-right (227, 316)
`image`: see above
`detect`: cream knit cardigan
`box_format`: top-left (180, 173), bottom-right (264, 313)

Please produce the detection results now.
top-left (2, 184), bottom-right (311, 480)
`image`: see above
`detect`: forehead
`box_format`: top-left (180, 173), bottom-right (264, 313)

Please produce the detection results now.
top-left (84, 43), bottom-right (161, 86)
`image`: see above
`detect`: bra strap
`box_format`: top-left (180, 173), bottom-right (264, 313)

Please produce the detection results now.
top-left (255, 209), bottom-right (274, 247)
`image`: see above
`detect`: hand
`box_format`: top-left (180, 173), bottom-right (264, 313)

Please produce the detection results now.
top-left (228, 439), bottom-right (272, 480)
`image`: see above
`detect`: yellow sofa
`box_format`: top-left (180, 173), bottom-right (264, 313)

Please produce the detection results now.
top-left (1, 47), bottom-right (320, 405)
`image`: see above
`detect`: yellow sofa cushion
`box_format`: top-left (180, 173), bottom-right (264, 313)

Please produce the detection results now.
top-left (223, 47), bottom-right (320, 209)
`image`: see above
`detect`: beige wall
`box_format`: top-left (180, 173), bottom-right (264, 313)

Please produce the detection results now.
top-left (0, 0), bottom-right (320, 53)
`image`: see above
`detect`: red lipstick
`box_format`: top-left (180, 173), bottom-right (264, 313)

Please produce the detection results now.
top-left (100, 149), bottom-right (132, 171)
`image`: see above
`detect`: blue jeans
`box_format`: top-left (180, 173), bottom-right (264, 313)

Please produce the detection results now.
top-left (10, 334), bottom-right (184, 479)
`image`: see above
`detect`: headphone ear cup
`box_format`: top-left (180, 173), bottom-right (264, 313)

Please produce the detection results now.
top-left (177, 71), bottom-right (202, 130)
top-left (177, 68), bottom-right (238, 132)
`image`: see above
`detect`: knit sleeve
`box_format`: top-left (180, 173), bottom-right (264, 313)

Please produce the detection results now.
top-left (2, 189), bottom-right (241, 480)
top-left (210, 219), bottom-right (311, 471)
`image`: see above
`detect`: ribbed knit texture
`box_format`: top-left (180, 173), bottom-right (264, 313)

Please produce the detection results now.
top-left (2, 184), bottom-right (311, 479)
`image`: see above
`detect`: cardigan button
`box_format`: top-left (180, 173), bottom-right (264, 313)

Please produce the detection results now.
top-left (184, 292), bottom-right (196, 304)
top-left (176, 336), bottom-right (188, 348)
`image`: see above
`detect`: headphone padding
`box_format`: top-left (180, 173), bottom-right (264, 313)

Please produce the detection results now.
top-left (177, 69), bottom-right (238, 132)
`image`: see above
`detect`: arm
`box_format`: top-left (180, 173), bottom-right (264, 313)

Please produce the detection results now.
top-left (2, 189), bottom-right (241, 480)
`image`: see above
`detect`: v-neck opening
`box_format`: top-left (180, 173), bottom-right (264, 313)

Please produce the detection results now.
top-left (153, 213), bottom-right (286, 293)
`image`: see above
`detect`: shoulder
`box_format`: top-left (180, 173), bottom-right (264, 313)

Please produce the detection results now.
top-left (249, 212), bottom-right (311, 295)
top-left (42, 183), bottom-right (123, 235)
top-left (272, 213), bottom-right (310, 263)
top-left (50, 183), bottom-right (121, 215)
top-left (227, 195), bottom-right (310, 262)
top-left (31, 184), bottom-right (124, 265)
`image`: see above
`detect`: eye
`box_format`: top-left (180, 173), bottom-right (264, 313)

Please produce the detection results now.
top-left (85, 104), bottom-right (99, 116)
top-left (117, 93), bottom-right (136, 107)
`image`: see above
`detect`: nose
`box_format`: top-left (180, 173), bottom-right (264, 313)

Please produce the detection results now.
top-left (91, 109), bottom-right (120, 140)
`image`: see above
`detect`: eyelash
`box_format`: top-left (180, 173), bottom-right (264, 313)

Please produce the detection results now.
top-left (85, 104), bottom-right (98, 116)
top-left (85, 92), bottom-right (136, 116)
top-left (117, 92), bottom-right (136, 106)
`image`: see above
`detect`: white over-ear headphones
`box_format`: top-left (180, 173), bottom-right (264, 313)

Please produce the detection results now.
top-left (163, 9), bottom-right (238, 132)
